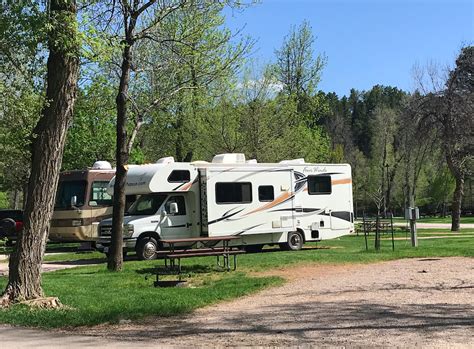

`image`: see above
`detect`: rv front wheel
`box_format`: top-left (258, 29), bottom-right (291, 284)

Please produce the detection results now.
top-left (283, 231), bottom-right (304, 251)
top-left (136, 237), bottom-right (159, 260)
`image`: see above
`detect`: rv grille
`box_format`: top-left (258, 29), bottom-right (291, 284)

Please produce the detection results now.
top-left (100, 226), bottom-right (112, 236)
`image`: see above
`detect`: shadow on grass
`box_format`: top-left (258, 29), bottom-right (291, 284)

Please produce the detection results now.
top-left (43, 258), bottom-right (106, 266)
top-left (135, 264), bottom-right (213, 276)
top-left (254, 245), bottom-right (333, 255)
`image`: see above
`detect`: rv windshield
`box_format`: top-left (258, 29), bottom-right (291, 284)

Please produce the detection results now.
top-left (55, 180), bottom-right (87, 209)
top-left (127, 193), bottom-right (167, 216)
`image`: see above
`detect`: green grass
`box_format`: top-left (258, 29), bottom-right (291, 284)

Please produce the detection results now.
top-left (390, 216), bottom-right (474, 224)
top-left (0, 263), bottom-right (281, 328)
top-left (0, 241), bottom-right (85, 256)
top-left (43, 251), bottom-right (105, 263)
top-left (238, 233), bottom-right (473, 271)
top-left (0, 231), bottom-right (472, 328)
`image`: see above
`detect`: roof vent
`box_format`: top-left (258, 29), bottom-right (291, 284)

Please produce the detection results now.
top-left (212, 153), bottom-right (246, 164)
top-left (92, 161), bottom-right (113, 170)
top-left (279, 158), bottom-right (305, 165)
top-left (156, 157), bottom-right (175, 164)
top-left (246, 159), bottom-right (257, 164)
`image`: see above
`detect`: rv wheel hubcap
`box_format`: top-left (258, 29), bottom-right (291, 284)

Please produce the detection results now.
top-left (143, 241), bottom-right (157, 259)
top-left (290, 234), bottom-right (301, 246)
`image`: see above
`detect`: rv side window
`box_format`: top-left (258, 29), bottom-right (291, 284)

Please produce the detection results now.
top-left (308, 176), bottom-right (332, 195)
top-left (164, 196), bottom-right (186, 215)
top-left (215, 183), bottom-right (252, 204)
top-left (167, 170), bottom-right (190, 183)
top-left (258, 185), bottom-right (274, 202)
top-left (89, 181), bottom-right (113, 206)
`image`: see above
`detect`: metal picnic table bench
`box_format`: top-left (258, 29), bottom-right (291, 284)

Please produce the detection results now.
top-left (361, 216), bottom-right (395, 251)
top-left (361, 220), bottom-right (392, 234)
top-left (152, 236), bottom-right (245, 287)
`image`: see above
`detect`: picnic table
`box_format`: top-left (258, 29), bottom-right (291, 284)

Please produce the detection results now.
top-left (361, 220), bottom-right (392, 233)
top-left (152, 236), bottom-right (245, 287)
top-left (361, 217), bottom-right (395, 251)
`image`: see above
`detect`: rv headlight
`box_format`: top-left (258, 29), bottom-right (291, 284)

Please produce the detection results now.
top-left (123, 224), bottom-right (134, 238)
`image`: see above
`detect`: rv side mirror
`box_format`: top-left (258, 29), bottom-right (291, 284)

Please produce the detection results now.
top-left (70, 196), bottom-right (77, 207)
top-left (169, 202), bottom-right (178, 215)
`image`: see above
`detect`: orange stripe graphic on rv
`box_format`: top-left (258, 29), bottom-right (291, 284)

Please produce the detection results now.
top-left (331, 178), bottom-right (352, 185)
top-left (179, 182), bottom-right (193, 191)
top-left (245, 191), bottom-right (294, 215)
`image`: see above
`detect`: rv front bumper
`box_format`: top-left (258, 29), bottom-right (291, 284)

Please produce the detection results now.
top-left (97, 237), bottom-right (137, 250)
top-left (49, 225), bottom-right (99, 242)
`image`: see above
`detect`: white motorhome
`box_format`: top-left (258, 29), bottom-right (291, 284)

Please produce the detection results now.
top-left (97, 154), bottom-right (354, 260)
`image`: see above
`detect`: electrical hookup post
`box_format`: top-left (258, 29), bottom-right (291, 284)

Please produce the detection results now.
top-left (405, 207), bottom-right (419, 247)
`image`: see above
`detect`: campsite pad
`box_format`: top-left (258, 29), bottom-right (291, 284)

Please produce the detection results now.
top-left (47, 257), bottom-right (474, 348)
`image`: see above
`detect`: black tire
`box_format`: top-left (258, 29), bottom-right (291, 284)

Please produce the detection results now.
top-left (282, 231), bottom-right (304, 251)
top-left (243, 244), bottom-right (264, 253)
top-left (136, 236), bottom-right (159, 260)
top-left (0, 218), bottom-right (16, 238)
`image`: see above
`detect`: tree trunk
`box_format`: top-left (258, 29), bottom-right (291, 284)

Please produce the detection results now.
top-left (446, 153), bottom-right (464, 232)
top-left (451, 176), bottom-right (464, 232)
top-left (385, 164), bottom-right (398, 217)
top-left (13, 190), bottom-right (20, 210)
top-left (1, 0), bottom-right (79, 304)
top-left (108, 43), bottom-right (132, 272)
top-left (175, 103), bottom-right (185, 162)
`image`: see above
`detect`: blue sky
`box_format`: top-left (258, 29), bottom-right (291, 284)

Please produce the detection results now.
top-left (224, 0), bottom-right (473, 96)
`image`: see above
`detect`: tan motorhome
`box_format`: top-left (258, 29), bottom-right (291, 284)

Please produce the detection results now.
top-left (49, 161), bottom-right (116, 242)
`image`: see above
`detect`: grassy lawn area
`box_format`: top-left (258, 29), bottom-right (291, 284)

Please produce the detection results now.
top-left (0, 231), bottom-right (472, 328)
top-left (390, 216), bottom-right (474, 224)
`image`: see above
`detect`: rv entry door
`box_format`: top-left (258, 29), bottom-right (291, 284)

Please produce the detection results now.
top-left (160, 195), bottom-right (193, 239)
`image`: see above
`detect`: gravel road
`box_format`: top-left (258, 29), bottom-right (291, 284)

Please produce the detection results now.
top-left (1, 257), bottom-right (473, 348)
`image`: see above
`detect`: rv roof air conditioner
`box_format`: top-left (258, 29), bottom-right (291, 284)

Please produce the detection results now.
top-left (156, 157), bottom-right (175, 164)
top-left (212, 153), bottom-right (246, 164)
top-left (279, 158), bottom-right (306, 165)
top-left (246, 159), bottom-right (257, 164)
top-left (92, 161), bottom-right (113, 170)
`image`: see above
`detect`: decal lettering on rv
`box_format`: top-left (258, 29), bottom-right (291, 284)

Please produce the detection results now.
top-left (302, 166), bottom-right (328, 174)
top-left (126, 181), bottom-right (146, 187)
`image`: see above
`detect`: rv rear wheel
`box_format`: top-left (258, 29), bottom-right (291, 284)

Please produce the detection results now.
top-left (282, 231), bottom-right (304, 251)
top-left (136, 236), bottom-right (159, 260)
